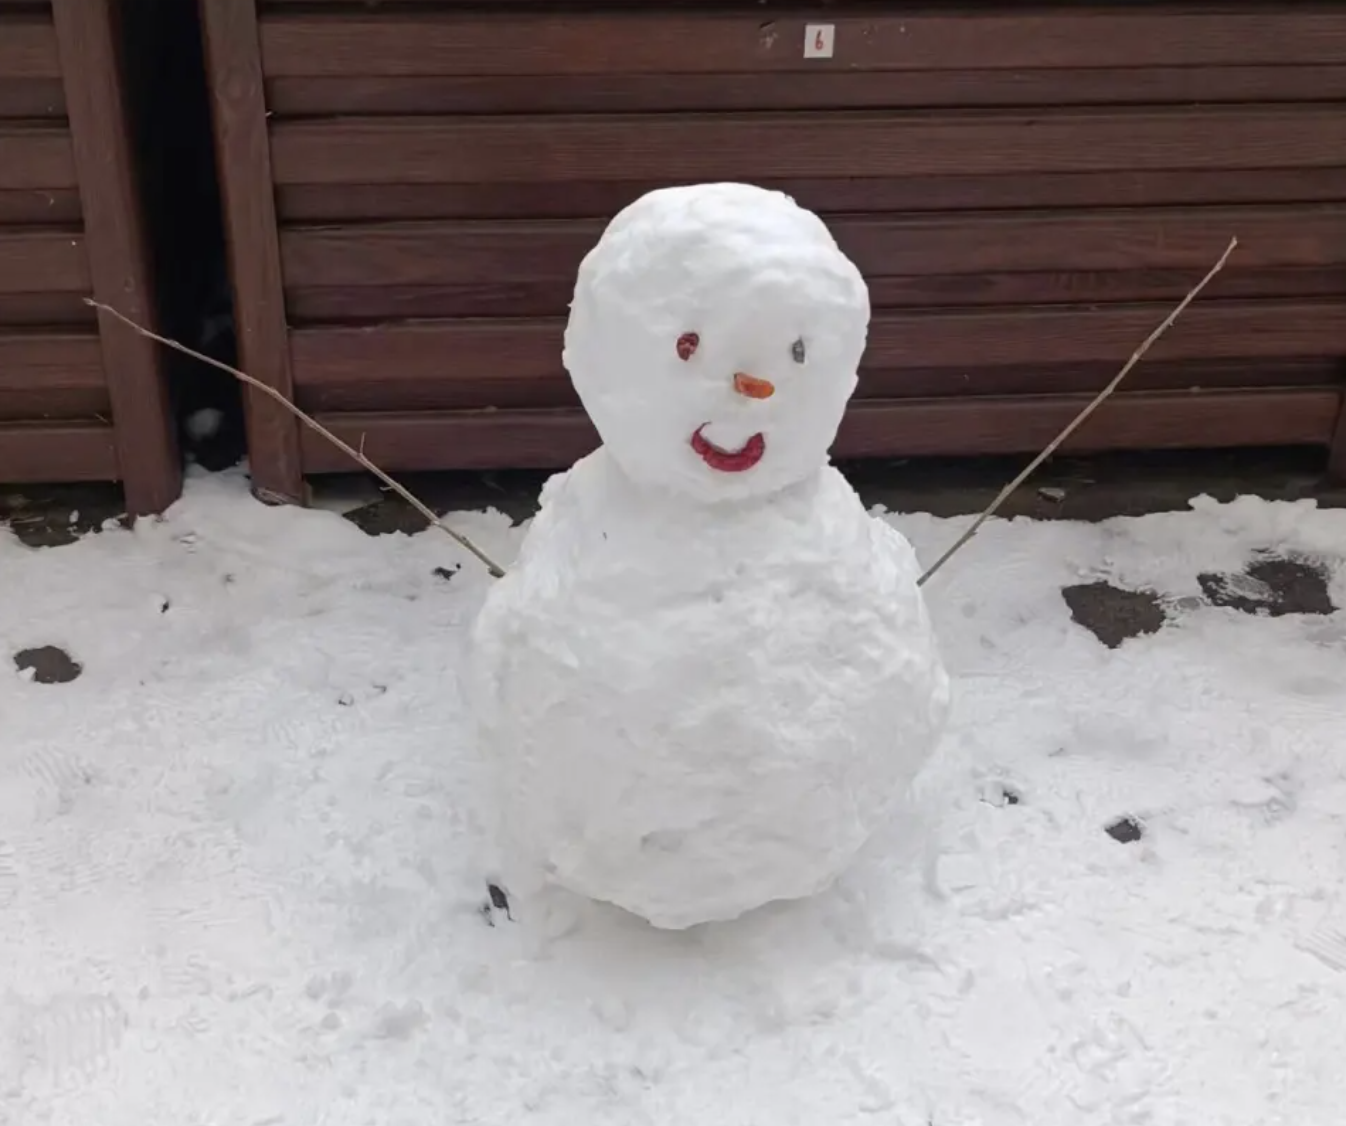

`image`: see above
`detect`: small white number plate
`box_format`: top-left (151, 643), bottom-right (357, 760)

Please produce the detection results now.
top-left (804, 24), bottom-right (835, 59)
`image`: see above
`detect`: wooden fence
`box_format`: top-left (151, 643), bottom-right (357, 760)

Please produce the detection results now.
top-left (203, 0), bottom-right (1346, 502)
top-left (0, 0), bottom-right (178, 513)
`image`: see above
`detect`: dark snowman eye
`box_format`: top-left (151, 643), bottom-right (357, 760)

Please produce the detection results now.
top-left (676, 332), bottom-right (700, 361)
top-left (791, 338), bottom-right (806, 364)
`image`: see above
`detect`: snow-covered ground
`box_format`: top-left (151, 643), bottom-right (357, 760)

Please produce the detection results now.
top-left (3, 468), bottom-right (1345, 1126)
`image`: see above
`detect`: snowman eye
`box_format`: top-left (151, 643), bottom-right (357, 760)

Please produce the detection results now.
top-left (676, 332), bottom-right (700, 362)
top-left (791, 338), bottom-right (806, 364)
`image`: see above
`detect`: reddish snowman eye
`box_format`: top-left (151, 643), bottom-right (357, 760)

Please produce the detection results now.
top-left (676, 332), bottom-right (700, 362)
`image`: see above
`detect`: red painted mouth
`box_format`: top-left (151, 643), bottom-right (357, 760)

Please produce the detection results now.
top-left (690, 426), bottom-right (766, 473)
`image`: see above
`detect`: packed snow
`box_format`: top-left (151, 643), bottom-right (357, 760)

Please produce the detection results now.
top-left (561, 183), bottom-right (870, 503)
top-left (475, 183), bottom-right (948, 928)
top-left (4, 468), bottom-right (1346, 1125)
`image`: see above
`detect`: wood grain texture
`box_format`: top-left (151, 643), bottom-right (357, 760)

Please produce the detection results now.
top-left (258, 11), bottom-right (1346, 78)
top-left (0, 189), bottom-right (79, 223)
top-left (265, 66), bottom-right (1346, 117)
top-left (212, 1), bottom-right (1346, 479)
top-left (0, 15), bottom-right (61, 79)
top-left (274, 169), bottom-right (1346, 224)
top-left (0, 293), bottom-right (91, 324)
top-left (0, 419), bottom-right (117, 482)
top-left (286, 301), bottom-right (1346, 399)
top-left (292, 358), bottom-right (1344, 416)
top-left (0, 78), bottom-right (64, 117)
top-left (296, 389), bottom-right (1344, 474)
top-left (0, 384), bottom-right (108, 421)
top-left (53, 0), bottom-right (181, 515)
top-left (280, 205), bottom-right (1340, 319)
top-left (0, 124), bottom-right (74, 190)
top-left (0, 330), bottom-right (104, 392)
top-left (0, 227), bottom-right (86, 295)
top-left (288, 269), bottom-right (1346, 324)
top-left (201, 0), bottom-right (303, 504)
top-left (268, 108), bottom-right (1346, 187)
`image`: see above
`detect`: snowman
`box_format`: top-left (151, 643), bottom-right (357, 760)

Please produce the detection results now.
top-left (469, 182), bottom-right (950, 929)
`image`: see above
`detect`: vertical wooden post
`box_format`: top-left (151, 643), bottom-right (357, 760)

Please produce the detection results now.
top-left (51, 0), bottom-right (182, 516)
top-left (198, 0), bottom-right (303, 505)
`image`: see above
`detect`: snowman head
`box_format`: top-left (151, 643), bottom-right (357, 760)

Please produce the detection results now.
top-left (563, 183), bottom-right (869, 503)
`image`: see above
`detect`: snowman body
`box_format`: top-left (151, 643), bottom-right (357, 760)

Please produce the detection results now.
top-left (469, 183), bottom-right (949, 929)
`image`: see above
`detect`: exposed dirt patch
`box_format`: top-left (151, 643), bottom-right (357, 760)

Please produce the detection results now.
top-left (342, 501), bottom-right (431, 538)
top-left (1, 485), bottom-right (126, 548)
top-left (14, 646), bottom-right (83, 685)
top-left (1061, 582), bottom-right (1168, 649)
top-left (1198, 555), bottom-right (1336, 618)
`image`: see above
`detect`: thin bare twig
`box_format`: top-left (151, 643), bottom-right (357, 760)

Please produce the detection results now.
top-left (917, 235), bottom-right (1238, 588)
top-left (86, 299), bottom-right (507, 578)
top-left (90, 234), bottom-right (1235, 591)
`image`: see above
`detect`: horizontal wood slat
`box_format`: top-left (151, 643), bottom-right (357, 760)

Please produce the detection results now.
top-left (0, 227), bottom-right (86, 294)
top-left (284, 207), bottom-right (1334, 286)
top-left (0, 293), bottom-right (92, 324)
top-left (0, 78), bottom-right (64, 118)
top-left (0, 189), bottom-right (80, 223)
top-left (0, 420), bottom-right (117, 482)
top-left (0, 125), bottom-right (75, 190)
top-left (287, 301), bottom-right (1346, 396)
top-left (268, 109), bottom-right (1346, 188)
top-left (0, 383), bottom-right (109, 421)
top-left (265, 66), bottom-right (1346, 117)
top-left (0, 16), bottom-right (60, 79)
top-left (258, 11), bottom-right (1346, 77)
top-left (280, 205), bottom-right (1342, 318)
top-left (287, 269), bottom-right (1346, 324)
top-left (294, 358), bottom-right (1345, 415)
top-left (297, 389), bottom-right (1345, 473)
top-left (0, 331), bottom-right (105, 392)
top-left (274, 170), bottom-right (1346, 224)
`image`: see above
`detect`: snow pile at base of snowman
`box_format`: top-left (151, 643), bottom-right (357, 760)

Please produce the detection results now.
top-left (470, 182), bottom-right (950, 929)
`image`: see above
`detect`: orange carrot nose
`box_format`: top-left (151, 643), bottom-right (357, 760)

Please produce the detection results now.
top-left (733, 373), bottom-right (775, 400)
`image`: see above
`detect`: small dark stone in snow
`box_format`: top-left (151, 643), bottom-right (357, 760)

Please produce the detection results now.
top-left (480, 883), bottom-right (514, 927)
top-left (1106, 815), bottom-right (1144, 844)
top-left (433, 565), bottom-right (460, 583)
top-left (15, 645), bottom-right (82, 684)
top-left (1001, 785), bottom-right (1022, 806)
